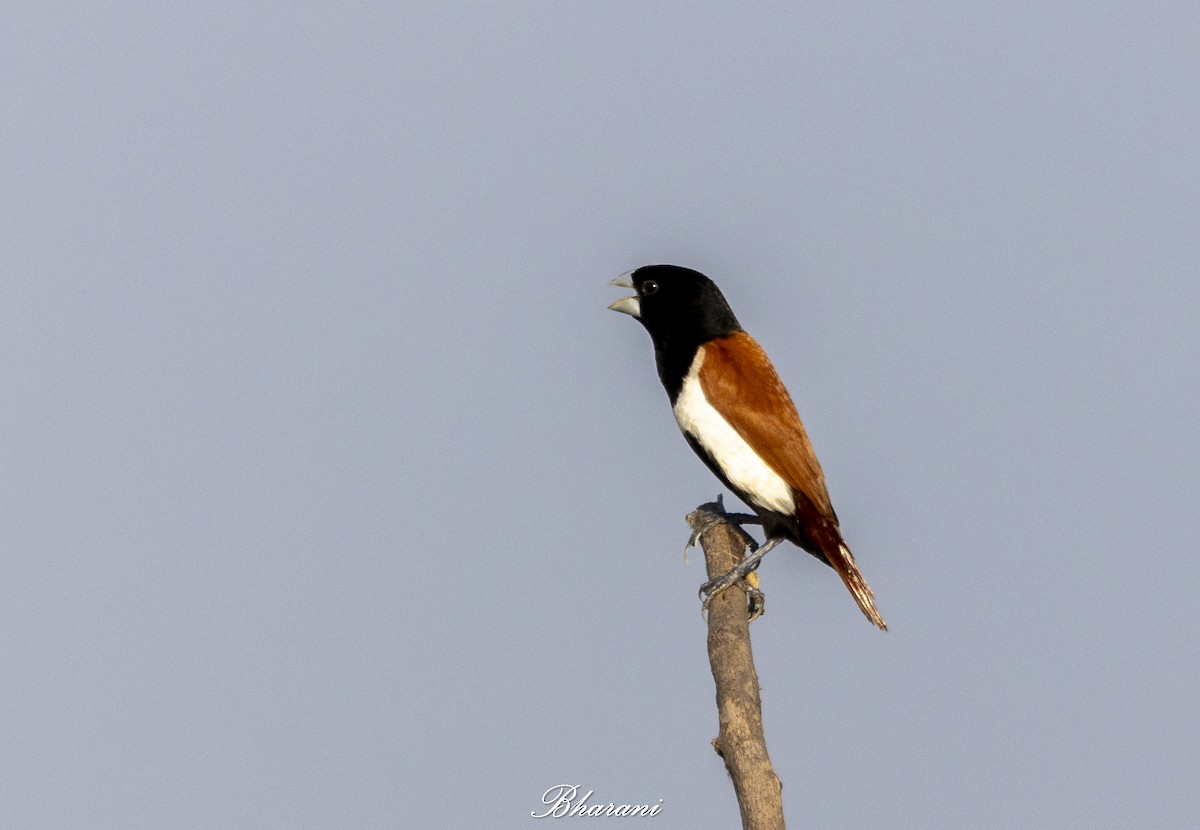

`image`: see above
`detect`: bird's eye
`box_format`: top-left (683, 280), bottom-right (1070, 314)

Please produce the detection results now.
top-left (642, 280), bottom-right (659, 296)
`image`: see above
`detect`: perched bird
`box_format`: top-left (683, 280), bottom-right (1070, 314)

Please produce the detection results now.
top-left (609, 264), bottom-right (886, 630)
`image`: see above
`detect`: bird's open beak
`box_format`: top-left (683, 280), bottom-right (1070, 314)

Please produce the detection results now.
top-left (607, 273), bottom-right (641, 318)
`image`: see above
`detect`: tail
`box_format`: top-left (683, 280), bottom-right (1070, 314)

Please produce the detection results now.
top-left (828, 542), bottom-right (887, 631)
top-left (788, 493), bottom-right (888, 629)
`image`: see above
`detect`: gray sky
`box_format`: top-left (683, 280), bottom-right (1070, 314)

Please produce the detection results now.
top-left (3, 3), bottom-right (1199, 828)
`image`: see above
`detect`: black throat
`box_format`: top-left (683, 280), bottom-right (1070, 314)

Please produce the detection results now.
top-left (654, 328), bottom-right (712, 404)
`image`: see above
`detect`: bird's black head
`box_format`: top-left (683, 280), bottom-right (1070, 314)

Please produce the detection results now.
top-left (608, 264), bottom-right (742, 396)
top-left (608, 264), bottom-right (741, 343)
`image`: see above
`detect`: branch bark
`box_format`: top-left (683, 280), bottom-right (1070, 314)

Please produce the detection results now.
top-left (687, 499), bottom-right (786, 830)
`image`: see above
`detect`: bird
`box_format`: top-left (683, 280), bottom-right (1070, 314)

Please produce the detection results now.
top-left (609, 264), bottom-right (886, 630)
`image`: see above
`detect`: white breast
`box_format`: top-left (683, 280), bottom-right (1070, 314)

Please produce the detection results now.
top-left (671, 349), bottom-right (795, 516)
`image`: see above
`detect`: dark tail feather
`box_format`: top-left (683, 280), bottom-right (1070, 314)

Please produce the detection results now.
top-left (791, 494), bottom-right (888, 630)
top-left (828, 541), bottom-right (887, 630)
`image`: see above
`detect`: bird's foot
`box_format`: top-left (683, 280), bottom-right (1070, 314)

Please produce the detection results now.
top-left (684, 497), bottom-right (760, 565)
top-left (684, 511), bottom-right (726, 565)
top-left (700, 568), bottom-right (765, 622)
top-left (698, 536), bottom-right (784, 622)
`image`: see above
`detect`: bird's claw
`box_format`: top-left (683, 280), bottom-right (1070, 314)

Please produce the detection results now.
top-left (700, 568), bottom-right (764, 622)
top-left (746, 584), bottom-right (765, 622)
top-left (684, 497), bottom-right (760, 565)
top-left (684, 511), bottom-right (727, 565)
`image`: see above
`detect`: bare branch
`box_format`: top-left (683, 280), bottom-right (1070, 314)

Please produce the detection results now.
top-left (686, 499), bottom-right (786, 830)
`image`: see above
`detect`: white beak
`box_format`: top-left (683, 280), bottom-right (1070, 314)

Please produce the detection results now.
top-left (607, 273), bottom-right (640, 318)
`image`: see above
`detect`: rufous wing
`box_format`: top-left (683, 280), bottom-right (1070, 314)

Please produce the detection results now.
top-left (697, 331), bottom-right (836, 522)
